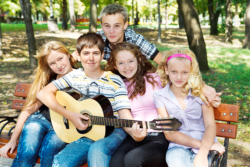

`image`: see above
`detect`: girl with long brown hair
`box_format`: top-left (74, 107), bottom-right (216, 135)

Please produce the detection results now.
top-left (0, 41), bottom-right (78, 167)
top-left (106, 42), bottom-right (169, 167)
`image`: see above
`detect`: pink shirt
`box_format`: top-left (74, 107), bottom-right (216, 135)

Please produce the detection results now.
top-left (124, 73), bottom-right (162, 132)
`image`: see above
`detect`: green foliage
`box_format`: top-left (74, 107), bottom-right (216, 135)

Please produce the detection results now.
top-left (218, 19), bottom-right (226, 33)
top-left (0, 0), bottom-right (21, 15)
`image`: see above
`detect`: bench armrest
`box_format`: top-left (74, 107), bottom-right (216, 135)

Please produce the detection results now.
top-left (208, 150), bottom-right (223, 167)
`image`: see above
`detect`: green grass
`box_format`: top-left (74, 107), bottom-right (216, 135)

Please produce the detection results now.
top-left (0, 23), bottom-right (102, 32)
top-left (197, 47), bottom-right (250, 142)
top-left (203, 47), bottom-right (250, 119)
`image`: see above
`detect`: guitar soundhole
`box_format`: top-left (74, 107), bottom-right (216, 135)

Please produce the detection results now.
top-left (76, 112), bottom-right (92, 134)
top-left (76, 125), bottom-right (92, 134)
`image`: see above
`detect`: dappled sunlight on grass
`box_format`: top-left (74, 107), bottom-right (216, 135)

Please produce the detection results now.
top-left (203, 47), bottom-right (250, 123)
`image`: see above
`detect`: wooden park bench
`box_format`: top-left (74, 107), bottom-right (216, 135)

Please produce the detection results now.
top-left (0, 83), bottom-right (240, 167)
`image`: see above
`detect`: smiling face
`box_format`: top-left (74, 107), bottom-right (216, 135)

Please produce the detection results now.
top-left (101, 13), bottom-right (128, 45)
top-left (78, 45), bottom-right (104, 73)
top-left (47, 50), bottom-right (73, 78)
top-left (115, 50), bottom-right (138, 81)
top-left (165, 58), bottom-right (191, 89)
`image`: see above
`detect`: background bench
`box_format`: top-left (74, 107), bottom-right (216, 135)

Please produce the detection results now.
top-left (0, 83), bottom-right (239, 167)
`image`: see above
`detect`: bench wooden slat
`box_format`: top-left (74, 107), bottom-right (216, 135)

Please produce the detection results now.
top-left (214, 104), bottom-right (239, 123)
top-left (14, 83), bottom-right (32, 98)
top-left (216, 123), bottom-right (237, 139)
top-left (11, 99), bottom-right (27, 110)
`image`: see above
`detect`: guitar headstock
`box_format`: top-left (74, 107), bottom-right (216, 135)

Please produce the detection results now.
top-left (148, 118), bottom-right (182, 131)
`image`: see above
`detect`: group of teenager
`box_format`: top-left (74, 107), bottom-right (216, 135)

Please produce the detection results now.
top-left (0, 4), bottom-right (225, 167)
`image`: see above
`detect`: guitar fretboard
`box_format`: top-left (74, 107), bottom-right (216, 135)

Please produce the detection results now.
top-left (90, 116), bottom-right (148, 129)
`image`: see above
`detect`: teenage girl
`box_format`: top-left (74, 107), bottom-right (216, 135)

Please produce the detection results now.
top-left (0, 41), bottom-right (78, 167)
top-left (153, 49), bottom-right (225, 167)
top-left (106, 42), bottom-right (169, 167)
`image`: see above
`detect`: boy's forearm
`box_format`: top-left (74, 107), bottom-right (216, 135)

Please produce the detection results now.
top-left (153, 52), bottom-right (164, 65)
top-left (37, 85), bottom-right (72, 120)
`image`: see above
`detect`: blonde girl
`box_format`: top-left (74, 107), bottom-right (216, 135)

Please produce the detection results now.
top-left (153, 49), bottom-right (225, 167)
top-left (0, 41), bottom-right (78, 167)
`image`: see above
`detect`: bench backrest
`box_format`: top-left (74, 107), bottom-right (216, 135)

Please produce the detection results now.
top-left (11, 83), bottom-right (32, 111)
top-left (214, 104), bottom-right (239, 139)
top-left (11, 83), bottom-right (240, 139)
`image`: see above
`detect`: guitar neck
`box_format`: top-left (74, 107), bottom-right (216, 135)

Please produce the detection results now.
top-left (90, 116), bottom-right (148, 129)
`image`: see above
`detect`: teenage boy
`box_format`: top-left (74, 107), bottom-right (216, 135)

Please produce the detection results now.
top-left (37, 33), bottom-right (135, 167)
top-left (97, 3), bottom-right (163, 64)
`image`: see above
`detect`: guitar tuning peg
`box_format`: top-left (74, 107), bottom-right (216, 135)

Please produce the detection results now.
top-left (169, 115), bottom-right (173, 118)
top-left (157, 115), bottom-right (162, 119)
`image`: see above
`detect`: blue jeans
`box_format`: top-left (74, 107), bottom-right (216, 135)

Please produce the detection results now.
top-left (12, 112), bottom-right (67, 167)
top-left (52, 128), bottom-right (127, 167)
top-left (166, 146), bottom-right (211, 167)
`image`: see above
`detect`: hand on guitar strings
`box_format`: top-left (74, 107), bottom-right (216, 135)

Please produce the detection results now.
top-left (69, 112), bottom-right (89, 131)
top-left (132, 121), bottom-right (147, 142)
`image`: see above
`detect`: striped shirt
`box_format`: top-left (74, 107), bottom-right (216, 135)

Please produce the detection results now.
top-left (52, 69), bottom-right (131, 118)
top-left (97, 28), bottom-right (159, 60)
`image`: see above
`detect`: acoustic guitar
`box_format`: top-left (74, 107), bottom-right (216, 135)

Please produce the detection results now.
top-left (50, 91), bottom-right (182, 143)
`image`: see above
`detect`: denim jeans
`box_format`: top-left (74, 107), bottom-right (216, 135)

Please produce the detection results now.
top-left (12, 112), bottom-right (67, 167)
top-left (166, 146), bottom-right (211, 167)
top-left (52, 128), bottom-right (127, 167)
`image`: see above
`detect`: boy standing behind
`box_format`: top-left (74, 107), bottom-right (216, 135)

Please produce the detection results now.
top-left (37, 33), bottom-right (134, 167)
top-left (97, 4), bottom-right (164, 64)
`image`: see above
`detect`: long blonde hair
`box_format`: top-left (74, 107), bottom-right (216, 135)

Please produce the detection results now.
top-left (22, 41), bottom-right (78, 110)
top-left (157, 48), bottom-right (207, 103)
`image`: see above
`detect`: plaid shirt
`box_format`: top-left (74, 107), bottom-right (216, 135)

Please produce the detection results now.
top-left (97, 28), bottom-right (159, 60)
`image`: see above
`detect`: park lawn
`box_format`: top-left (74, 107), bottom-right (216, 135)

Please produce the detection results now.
top-left (0, 23), bottom-right (102, 32)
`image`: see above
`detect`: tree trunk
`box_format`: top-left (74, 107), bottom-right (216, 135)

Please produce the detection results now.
top-left (69, 0), bottom-right (75, 32)
top-left (36, 10), bottom-right (39, 21)
top-left (177, 0), bottom-right (209, 71)
top-left (165, 1), bottom-right (168, 29)
top-left (149, 0), bottom-right (152, 23)
top-left (243, 0), bottom-right (250, 49)
top-left (178, 5), bottom-right (184, 29)
top-left (0, 16), bottom-right (3, 60)
top-left (157, 0), bottom-right (161, 43)
top-left (208, 0), bottom-right (221, 35)
top-left (62, 0), bottom-right (68, 30)
top-left (234, 3), bottom-right (240, 28)
top-left (135, 0), bottom-right (139, 27)
top-left (48, 0), bottom-right (59, 32)
top-left (20, 0), bottom-right (37, 68)
top-left (225, 0), bottom-right (232, 43)
top-left (89, 0), bottom-right (97, 32)
top-left (132, 0), bottom-right (134, 30)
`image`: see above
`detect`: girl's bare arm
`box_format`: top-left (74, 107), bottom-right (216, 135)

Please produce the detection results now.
top-left (0, 101), bottom-right (42, 158)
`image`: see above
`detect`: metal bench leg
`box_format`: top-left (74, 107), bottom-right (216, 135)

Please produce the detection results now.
top-left (8, 125), bottom-right (16, 136)
top-left (221, 137), bottom-right (229, 167)
top-left (0, 119), bottom-right (17, 135)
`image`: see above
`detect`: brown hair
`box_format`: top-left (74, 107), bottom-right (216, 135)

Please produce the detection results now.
top-left (76, 33), bottom-right (104, 54)
top-left (99, 4), bottom-right (128, 23)
top-left (105, 42), bottom-right (158, 100)
top-left (23, 41), bottom-right (78, 110)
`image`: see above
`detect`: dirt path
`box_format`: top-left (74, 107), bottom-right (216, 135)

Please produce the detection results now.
top-left (0, 28), bottom-right (249, 166)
